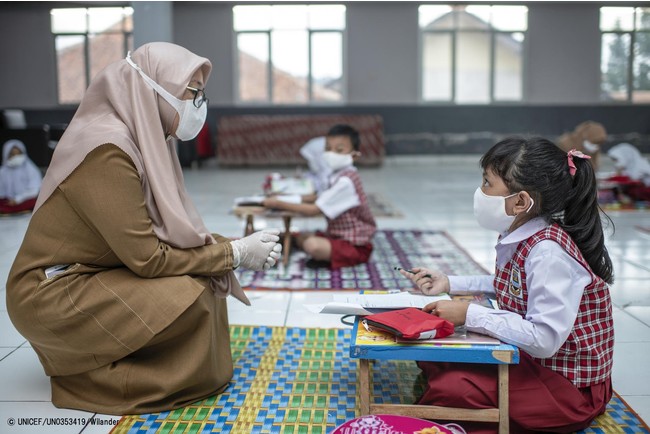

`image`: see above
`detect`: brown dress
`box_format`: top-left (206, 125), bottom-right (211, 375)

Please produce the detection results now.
top-left (6, 144), bottom-right (236, 415)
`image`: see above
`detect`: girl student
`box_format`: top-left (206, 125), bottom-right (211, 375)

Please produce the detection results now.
top-left (400, 137), bottom-right (614, 433)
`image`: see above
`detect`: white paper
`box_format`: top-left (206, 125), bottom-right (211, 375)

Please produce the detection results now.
top-left (306, 292), bottom-right (451, 315)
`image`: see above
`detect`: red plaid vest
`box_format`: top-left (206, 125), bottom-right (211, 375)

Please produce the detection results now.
top-left (493, 224), bottom-right (614, 387)
top-left (326, 168), bottom-right (377, 245)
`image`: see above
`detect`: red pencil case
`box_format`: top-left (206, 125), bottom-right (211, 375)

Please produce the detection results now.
top-left (362, 307), bottom-right (455, 340)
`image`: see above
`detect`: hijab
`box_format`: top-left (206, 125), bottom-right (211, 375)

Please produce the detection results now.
top-left (34, 42), bottom-right (248, 304)
top-left (0, 140), bottom-right (42, 202)
top-left (607, 143), bottom-right (650, 186)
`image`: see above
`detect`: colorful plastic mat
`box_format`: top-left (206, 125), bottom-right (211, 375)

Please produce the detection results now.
top-left (112, 326), bottom-right (648, 434)
top-left (235, 229), bottom-right (488, 290)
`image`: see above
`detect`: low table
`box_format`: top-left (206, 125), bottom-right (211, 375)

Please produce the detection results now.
top-left (350, 318), bottom-right (519, 434)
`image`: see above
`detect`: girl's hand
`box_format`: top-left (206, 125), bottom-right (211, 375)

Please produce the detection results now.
top-left (423, 300), bottom-right (469, 326)
top-left (399, 267), bottom-right (450, 295)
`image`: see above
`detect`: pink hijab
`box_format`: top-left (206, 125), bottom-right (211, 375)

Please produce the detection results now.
top-left (35, 42), bottom-right (248, 304)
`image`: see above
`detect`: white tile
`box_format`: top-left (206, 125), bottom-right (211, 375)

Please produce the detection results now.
top-left (0, 348), bottom-right (51, 401)
top-left (285, 291), bottom-right (355, 329)
top-left (0, 311), bottom-right (27, 347)
top-left (0, 402), bottom-right (93, 434)
top-left (612, 342), bottom-right (650, 396)
top-left (623, 306), bottom-right (650, 327)
top-left (613, 307), bottom-right (650, 342)
top-left (226, 290), bottom-right (290, 326)
top-left (619, 395), bottom-right (650, 428)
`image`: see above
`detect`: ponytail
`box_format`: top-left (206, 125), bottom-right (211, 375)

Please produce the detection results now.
top-left (481, 137), bottom-right (614, 284)
top-left (562, 156), bottom-right (614, 283)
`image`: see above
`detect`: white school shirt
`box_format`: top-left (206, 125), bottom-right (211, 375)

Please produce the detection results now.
top-left (315, 165), bottom-right (360, 219)
top-left (448, 217), bottom-right (592, 358)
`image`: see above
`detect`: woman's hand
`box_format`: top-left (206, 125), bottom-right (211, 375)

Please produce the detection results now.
top-left (423, 300), bottom-right (469, 326)
top-left (398, 267), bottom-right (450, 295)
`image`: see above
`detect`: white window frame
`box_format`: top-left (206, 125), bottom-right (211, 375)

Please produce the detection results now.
top-left (51, 6), bottom-right (133, 105)
top-left (600, 7), bottom-right (650, 103)
top-left (232, 5), bottom-right (347, 106)
top-left (418, 4), bottom-right (528, 104)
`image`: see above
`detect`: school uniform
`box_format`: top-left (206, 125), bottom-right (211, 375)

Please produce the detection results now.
top-left (314, 165), bottom-right (376, 269)
top-left (418, 217), bottom-right (614, 433)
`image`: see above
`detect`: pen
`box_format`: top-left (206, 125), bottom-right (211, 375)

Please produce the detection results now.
top-left (394, 266), bottom-right (432, 279)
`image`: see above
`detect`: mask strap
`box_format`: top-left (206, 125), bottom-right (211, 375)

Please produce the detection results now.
top-left (508, 192), bottom-right (535, 214)
top-left (125, 52), bottom-right (182, 113)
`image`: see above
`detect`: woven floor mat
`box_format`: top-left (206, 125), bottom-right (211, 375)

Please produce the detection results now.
top-left (236, 229), bottom-right (488, 290)
top-left (112, 326), bottom-right (648, 434)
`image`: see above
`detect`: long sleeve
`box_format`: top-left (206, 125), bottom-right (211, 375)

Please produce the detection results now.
top-left (59, 144), bottom-right (234, 278)
top-left (463, 241), bottom-right (590, 358)
top-left (13, 163), bottom-right (42, 203)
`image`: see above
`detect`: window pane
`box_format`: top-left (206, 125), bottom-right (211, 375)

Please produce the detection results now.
top-left (55, 35), bottom-right (86, 104)
top-left (600, 7), bottom-right (634, 31)
top-left (124, 7), bottom-right (134, 32)
top-left (308, 5), bottom-right (345, 30)
top-left (637, 8), bottom-right (650, 30)
top-left (419, 5), bottom-right (453, 29)
top-left (494, 32), bottom-right (524, 101)
top-left (88, 7), bottom-right (125, 33)
top-left (51, 8), bottom-right (87, 33)
top-left (462, 6), bottom-right (491, 29)
top-left (633, 31), bottom-right (650, 102)
top-left (422, 32), bottom-right (452, 101)
top-left (233, 5), bottom-right (271, 31)
top-left (601, 33), bottom-right (630, 101)
top-left (89, 33), bottom-right (124, 80)
top-left (272, 5), bottom-right (308, 30)
top-left (237, 33), bottom-right (269, 102)
top-left (272, 30), bottom-right (308, 103)
top-left (491, 6), bottom-right (528, 31)
top-left (311, 32), bottom-right (343, 102)
top-left (456, 32), bottom-right (490, 103)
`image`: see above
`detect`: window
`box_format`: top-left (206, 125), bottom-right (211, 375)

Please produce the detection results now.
top-left (419, 5), bottom-right (527, 104)
top-left (51, 7), bottom-right (133, 105)
top-left (600, 7), bottom-right (650, 103)
top-left (233, 4), bottom-right (345, 104)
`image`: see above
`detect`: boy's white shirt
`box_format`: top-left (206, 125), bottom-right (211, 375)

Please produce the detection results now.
top-left (448, 217), bottom-right (593, 359)
top-left (315, 165), bottom-right (360, 219)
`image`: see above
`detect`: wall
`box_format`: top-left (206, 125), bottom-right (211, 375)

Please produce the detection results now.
top-left (1, 1), bottom-right (649, 155)
top-left (526, 3), bottom-right (601, 103)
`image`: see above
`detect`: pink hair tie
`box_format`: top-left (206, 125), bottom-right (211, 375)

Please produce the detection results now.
top-left (567, 148), bottom-right (591, 176)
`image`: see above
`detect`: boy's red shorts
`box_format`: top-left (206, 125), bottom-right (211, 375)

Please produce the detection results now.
top-left (316, 231), bottom-right (373, 269)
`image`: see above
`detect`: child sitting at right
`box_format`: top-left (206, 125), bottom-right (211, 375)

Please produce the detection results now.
top-left (605, 142), bottom-right (650, 202)
top-left (401, 136), bottom-right (614, 433)
top-left (262, 124), bottom-right (376, 269)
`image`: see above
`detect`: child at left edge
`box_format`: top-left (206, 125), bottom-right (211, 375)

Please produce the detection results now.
top-left (262, 124), bottom-right (376, 269)
top-left (401, 136), bottom-right (614, 433)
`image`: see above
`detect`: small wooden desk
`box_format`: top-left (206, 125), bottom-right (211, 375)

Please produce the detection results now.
top-left (350, 318), bottom-right (519, 434)
top-left (232, 206), bottom-right (297, 267)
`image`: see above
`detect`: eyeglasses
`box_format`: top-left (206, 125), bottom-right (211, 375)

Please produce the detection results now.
top-left (186, 86), bottom-right (209, 108)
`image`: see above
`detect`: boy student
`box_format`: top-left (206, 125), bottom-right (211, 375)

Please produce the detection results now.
top-left (262, 124), bottom-right (377, 269)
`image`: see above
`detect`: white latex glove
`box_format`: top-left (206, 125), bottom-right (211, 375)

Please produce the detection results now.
top-left (230, 229), bottom-right (282, 271)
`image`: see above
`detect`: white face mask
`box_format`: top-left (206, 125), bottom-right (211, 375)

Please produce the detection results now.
top-left (583, 140), bottom-right (600, 154)
top-left (5, 154), bottom-right (26, 168)
top-left (473, 187), bottom-right (534, 233)
top-left (126, 53), bottom-right (207, 141)
top-left (323, 151), bottom-right (353, 171)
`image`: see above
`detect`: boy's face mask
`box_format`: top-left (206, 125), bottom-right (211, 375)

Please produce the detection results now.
top-left (126, 53), bottom-right (207, 142)
top-left (323, 151), bottom-right (353, 172)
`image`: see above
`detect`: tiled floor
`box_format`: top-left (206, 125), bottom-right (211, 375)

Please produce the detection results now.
top-left (1, 155), bottom-right (649, 433)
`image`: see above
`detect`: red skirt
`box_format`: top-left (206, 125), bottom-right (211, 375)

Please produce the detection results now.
top-left (0, 197), bottom-right (36, 214)
top-left (417, 352), bottom-right (611, 433)
top-left (316, 231), bottom-right (373, 269)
